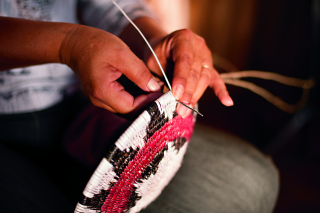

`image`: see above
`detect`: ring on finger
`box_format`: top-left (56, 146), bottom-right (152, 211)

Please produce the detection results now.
top-left (202, 64), bottom-right (211, 70)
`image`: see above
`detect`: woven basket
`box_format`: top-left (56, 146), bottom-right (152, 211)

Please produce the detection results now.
top-left (75, 91), bottom-right (197, 213)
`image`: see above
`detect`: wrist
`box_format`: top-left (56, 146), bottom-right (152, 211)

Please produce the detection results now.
top-left (58, 24), bottom-right (80, 69)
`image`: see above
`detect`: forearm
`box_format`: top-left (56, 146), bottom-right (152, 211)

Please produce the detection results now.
top-left (119, 17), bottom-right (167, 63)
top-left (0, 17), bottom-right (75, 71)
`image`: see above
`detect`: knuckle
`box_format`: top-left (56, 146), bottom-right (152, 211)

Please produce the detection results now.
top-left (104, 105), bottom-right (117, 113)
top-left (210, 76), bottom-right (219, 88)
top-left (205, 49), bottom-right (213, 60)
top-left (118, 100), bottom-right (134, 114)
top-left (178, 54), bottom-right (193, 68)
top-left (117, 107), bottom-right (131, 114)
top-left (190, 99), bottom-right (197, 107)
top-left (189, 69), bottom-right (200, 81)
top-left (180, 29), bottom-right (193, 39)
top-left (115, 45), bottom-right (130, 60)
top-left (133, 66), bottom-right (149, 83)
top-left (90, 97), bottom-right (99, 107)
top-left (215, 87), bottom-right (224, 97)
top-left (91, 89), bottom-right (103, 101)
top-left (201, 72), bottom-right (211, 85)
top-left (182, 91), bottom-right (193, 103)
top-left (174, 76), bottom-right (188, 86)
top-left (89, 96), bottom-right (104, 108)
top-left (197, 35), bottom-right (206, 47)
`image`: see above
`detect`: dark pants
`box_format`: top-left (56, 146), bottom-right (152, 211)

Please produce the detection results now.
top-left (0, 93), bottom-right (93, 211)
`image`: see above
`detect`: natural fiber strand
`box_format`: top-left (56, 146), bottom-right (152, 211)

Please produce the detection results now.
top-left (220, 71), bottom-right (314, 89)
top-left (222, 78), bottom-right (311, 114)
top-left (111, 0), bottom-right (172, 90)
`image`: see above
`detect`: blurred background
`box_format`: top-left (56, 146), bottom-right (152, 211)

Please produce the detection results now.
top-left (147, 0), bottom-right (320, 212)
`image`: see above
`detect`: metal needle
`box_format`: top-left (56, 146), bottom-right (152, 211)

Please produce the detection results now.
top-left (176, 101), bottom-right (203, 117)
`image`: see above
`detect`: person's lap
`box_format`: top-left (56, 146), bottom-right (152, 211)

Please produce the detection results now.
top-left (142, 124), bottom-right (279, 213)
top-left (0, 143), bottom-right (74, 213)
top-left (0, 97), bottom-right (279, 212)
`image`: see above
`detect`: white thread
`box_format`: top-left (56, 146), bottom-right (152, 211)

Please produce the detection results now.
top-left (111, 0), bottom-right (172, 91)
top-left (82, 158), bottom-right (115, 198)
top-left (131, 141), bottom-right (188, 213)
top-left (115, 110), bottom-right (150, 151)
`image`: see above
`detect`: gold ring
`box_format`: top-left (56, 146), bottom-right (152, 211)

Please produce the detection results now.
top-left (202, 64), bottom-right (211, 70)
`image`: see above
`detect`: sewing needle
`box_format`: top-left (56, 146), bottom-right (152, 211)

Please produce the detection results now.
top-left (176, 101), bottom-right (203, 117)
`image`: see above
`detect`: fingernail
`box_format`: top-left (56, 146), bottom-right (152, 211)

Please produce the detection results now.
top-left (147, 77), bottom-right (161, 91)
top-left (177, 102), bottom-right (188, 117)
top-left (173, 85), bottom-right (184, 100)
top-left (183, 106), bottom-right (192, 118)
top-left (158, 81), bottom-right (165, 87)
top-left (223, 96), bottom-right (234, 106)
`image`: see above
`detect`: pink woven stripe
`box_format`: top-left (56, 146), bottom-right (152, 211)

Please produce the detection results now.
top-left (101, 114), bottom-right (194, 213)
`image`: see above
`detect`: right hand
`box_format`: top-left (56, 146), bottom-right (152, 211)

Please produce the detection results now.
top-left (59, 25), bottom-right (162, 114)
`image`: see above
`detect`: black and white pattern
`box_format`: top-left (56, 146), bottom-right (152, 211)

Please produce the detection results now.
top-left (74, 92), bottom-right (197, 213)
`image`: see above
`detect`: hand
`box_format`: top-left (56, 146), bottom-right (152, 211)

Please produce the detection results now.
top-left (59, 25), bottom-right (162, 114)
top-left (145, 29), bottom-right (234, 117)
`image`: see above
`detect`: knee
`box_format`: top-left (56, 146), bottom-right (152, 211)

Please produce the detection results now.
top-left (191, 125), bottom-right (280, 213)
top-left (214, 134), bottom-right (280, 213)
top-left (230, 149), bottom-right (279, 213)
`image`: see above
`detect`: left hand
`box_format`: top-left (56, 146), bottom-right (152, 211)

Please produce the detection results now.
top-left (120, 18), bottom-right (233, 117)
top-left (145, 29), bottom-right (234, 117)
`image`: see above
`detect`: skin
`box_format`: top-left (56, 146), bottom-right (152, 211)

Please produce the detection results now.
top-left (120, 18), bottom-right (234, 117)
top-left (0, 16), bottom-right (233, 117)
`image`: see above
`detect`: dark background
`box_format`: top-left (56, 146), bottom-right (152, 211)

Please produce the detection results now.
top-left (190, 0), bottom-right (320, 212)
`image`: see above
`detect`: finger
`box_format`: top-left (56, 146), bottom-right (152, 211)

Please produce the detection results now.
top-left (174, 32), bottom-right (212, 117)
top-left (190, 66), bottom-right (212, 106)
top-left (170, 29), bottom-right (195, 101)
top-left (180, 61), bottom-right (212, 118)
top-left (188, 46), bottom-right (214, 107)
top-left (89, 81), bottom-right (144, 114)
top-left (110, 45), bottom-right (161, 93)
top-left (176, 36), bottom-right (208, 117)
top-left (145, 40), bottom-right (168, 77)
top-left (92, 88), bottom-right (162, 117)
top-left (89, 68), bottom-right (164, 115)
top-left (88, 77), bottom-right (132, 113)
top-left (210, 68), bottom-right (234, 107)
top-left (117, 92), bottom-right (163, 120)
top-left (90, 98), bottom-right (117, 113)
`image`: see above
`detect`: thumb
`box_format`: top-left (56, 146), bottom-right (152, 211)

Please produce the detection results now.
top-left (113, 49), bottom-right (161, 92)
